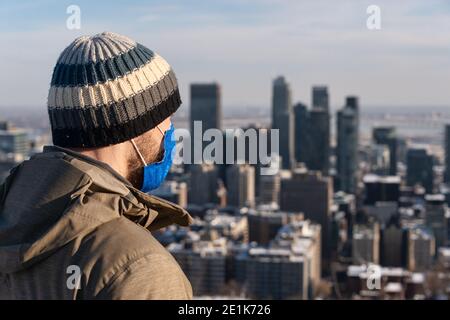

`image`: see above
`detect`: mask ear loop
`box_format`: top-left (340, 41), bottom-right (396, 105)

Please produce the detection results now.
top-left (130, 124), bottom-right (166, 166)
top-left (130, 138), bottom-right (147, 166)
top-left (156, 124), bottom-right (165, 136)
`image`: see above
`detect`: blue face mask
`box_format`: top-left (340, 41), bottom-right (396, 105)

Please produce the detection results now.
top-left (131, 124), bottom-right (176, 193)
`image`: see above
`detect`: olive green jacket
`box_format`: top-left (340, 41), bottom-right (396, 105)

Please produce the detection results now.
top-left (0, 145), bottom-right (193, 300)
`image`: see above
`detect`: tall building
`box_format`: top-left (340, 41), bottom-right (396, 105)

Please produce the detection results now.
top-left (444, 124), bottom-right (450, 183)
top-left (190, 83), bottom-right (222, 163)
top-left (373, 127), bottom-right (397, 175)
top-left (236, 219), bottom-right (321, 299)
top-left (236, 247), bottom-right (310, 299)
top-left (274, 220), bottom-right (322, 292)
top-left (240, 124), bottom-right (274, 200)
top-left (188, 164), bottom-right (221, 205)
top-left (169, 238), bottom-right (228, 296)
top-left (280, 169), bottom-right (333, 270)
top-left (294, 102), bottom-right (310, 165)
top-left (271, 76), bottom-right (294, 169)
top-left (425, 194), bottom-right (448, 249)
top-left (370, 144), bottom-right (391, 175)
top-left (226, 164), bottom-right (255, 208)
top-left (334, 192), bottom-right (356, 240)
top-left (293, 91), bottom-right (330, 176)
top-left (0, 122), bottom-right (29, 183)
top-left (406, 148), bottom-right (434, 193)
top-left (309, 86), bottom-right (330, 175)
top-left (363, 174), bottom-right (400, 205)
top-left (345, 96), bottom-right (359, 112)
top-left (258, 173), bottom-right (280, 206)
top-left (0, 126), bottom-right (29, 158)
top-left (336, 97), bottom-right (359, 193)
top-left (307, 109), bottom-right (330, 175)
top-left (381, 220), bottom-right (408, 267)
top-left (408, 228), bottom-right (435, 272)
top-left (0, 120), bottom-right (10, 131)
top-left (190, 83), bottom-right (222, 132)
top-left (312, 86), bottom-right (329, 111)
top-left (352, 224), bottom-right (380, 264)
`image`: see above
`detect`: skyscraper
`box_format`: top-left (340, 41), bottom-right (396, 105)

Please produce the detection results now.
top-left (309, 86), bottom-right (330, 175)
top-left (274, 220), bottom-right (322, 292)
top-left (363, 174), bottom-right (400, 205)
top-left (294, 102), bottom-right (311, 165)
top-left (272, 76), bottom-right (294, 169)
top-left (336, 97), bottom-right (359, 193)
top-left (226, 164), bottom-right (255, 208)
top-left (444, 124), bottom-right (450, 183)
top-left (259, 173), bottom-right (281, 206)
top-left (240, 124), bottom-right (273, 200)
top-left (190, 83), bottom-right (222, 132)
top-left (238, 219), bottom-right (321, 299)
top-left (408, 228), bottom-right (435, 272)
top-left (0, 120), bottom-right (10, 131)
top-left (352, 224), bottom-right (380, 265)
top-left (345, 96), bottom-right (359, 113)
top-left (381, 220), bottom-right (408, 267)
top-left (236, 247), bottom-right (310, 299)
top-left (188, 163), bottom-right (221, 205)
top-left (190, 83), bottom-right (222, 163)
top-left (373, 127), bottom-right (398, 176)
top-left (309, 108), bottom-right (330, 175)
top-left (425, 194), bottom-right (448, 249)
top-left (334, 191), bottom-right (356, 240)
top-left (0, 122), bottom-right (29, 183)
top-left (312, 86), bottom-right (329, 111)
top-left (169, 238), bottom-right (228, 296)
top-left (280, 169), bottom-right (333, 272)
top-left (0, 124), bottom-right (29, 158)
top-left (293, 88), bottom-right (332, 177)
top-left (406, 148), bottom-right (434, 193)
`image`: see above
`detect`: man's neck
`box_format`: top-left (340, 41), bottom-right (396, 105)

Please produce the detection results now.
top-left (68, 142), bottom-right (131, 182)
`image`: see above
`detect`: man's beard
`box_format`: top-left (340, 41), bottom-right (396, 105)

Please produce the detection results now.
top-left (126, 135), bottom-right (164, 189)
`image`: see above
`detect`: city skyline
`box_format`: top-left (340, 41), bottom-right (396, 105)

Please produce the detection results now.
top-left (1, 72), bottom-right (450, 300)
top-left (1, 0), bottom-right (450, 108)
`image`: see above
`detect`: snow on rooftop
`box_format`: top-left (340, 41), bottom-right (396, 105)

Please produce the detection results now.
top-left (363, 174), bottom-right (400, 184)
top-left (384, 282), bottom-right (402, 293)
top-left (439, 247), bottom-right (450, 257)
top-left (410, 273), bottom-right (425, 284)
top-left (347, 265), bottom-right (367, 277)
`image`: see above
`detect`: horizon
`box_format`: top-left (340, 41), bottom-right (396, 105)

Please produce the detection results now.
top-left (2, 104), bottom-right (450, 112)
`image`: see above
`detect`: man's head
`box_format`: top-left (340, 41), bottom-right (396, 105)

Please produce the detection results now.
top-left (47, 32), bottom-right (181, 189)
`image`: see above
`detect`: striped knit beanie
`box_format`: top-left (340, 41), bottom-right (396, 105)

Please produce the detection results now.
top-left (47, 32), bottom-right (181, 148)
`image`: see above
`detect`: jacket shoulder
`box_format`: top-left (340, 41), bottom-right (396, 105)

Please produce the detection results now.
top-left (75, 217), bottom-right (192, 299)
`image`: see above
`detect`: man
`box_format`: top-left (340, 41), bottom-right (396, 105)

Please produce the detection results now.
top-left (0, 32), bottom-right (193, 299)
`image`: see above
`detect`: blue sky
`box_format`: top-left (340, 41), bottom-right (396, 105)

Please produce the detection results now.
top-left (1, 0), bottom-right (449, 109)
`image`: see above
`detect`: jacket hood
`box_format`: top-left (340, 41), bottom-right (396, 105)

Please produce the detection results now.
top-left (0, 146), bottom-right (192, 273)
